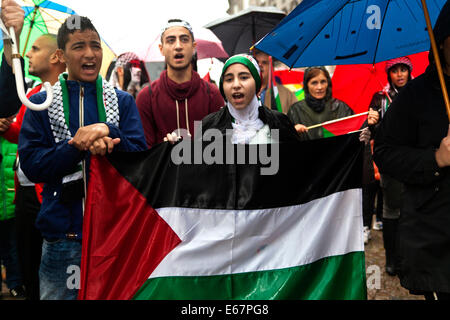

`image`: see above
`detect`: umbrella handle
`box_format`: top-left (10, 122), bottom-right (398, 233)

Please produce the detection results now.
top-left (421, 0), bottom-right (450, 122)
top-left (9, 26), bottom-right (53, 111)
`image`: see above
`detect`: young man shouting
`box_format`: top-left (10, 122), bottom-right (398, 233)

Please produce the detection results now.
top-left (136, 19), bottom-right (224, 148)
top-left (18, 16), bottom-right (147, 300)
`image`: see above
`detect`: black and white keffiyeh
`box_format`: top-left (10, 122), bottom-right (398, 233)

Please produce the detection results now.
top-left (48, 76), bottom-right (120, 143)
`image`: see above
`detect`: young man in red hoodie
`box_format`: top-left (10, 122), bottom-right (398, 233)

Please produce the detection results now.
top-left (136, 19), bottom-right (224, 148)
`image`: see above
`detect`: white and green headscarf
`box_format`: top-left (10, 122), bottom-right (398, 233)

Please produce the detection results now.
top-left (219, 54), bottom-right (261, 99)
top-left (219, 54), bottom-right (264, 144)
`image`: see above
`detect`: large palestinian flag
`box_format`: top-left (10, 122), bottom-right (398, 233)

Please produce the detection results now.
top-left (79, 133), bottom-right (366, 300)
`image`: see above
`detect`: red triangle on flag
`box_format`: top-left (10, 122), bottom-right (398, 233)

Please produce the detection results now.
top-left (79, 156), bottom-right (181, 300)
top-left (203, 72), bottom-right (211, 83)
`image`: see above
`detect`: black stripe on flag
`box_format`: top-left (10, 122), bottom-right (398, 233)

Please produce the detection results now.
top-left (105, 132), bottom-right (363, 210)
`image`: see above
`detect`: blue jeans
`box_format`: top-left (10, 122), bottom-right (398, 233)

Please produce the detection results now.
top-left (39, 239), bottom-right (81, 300)
top-left (0, 218), bottom-right (23, 289)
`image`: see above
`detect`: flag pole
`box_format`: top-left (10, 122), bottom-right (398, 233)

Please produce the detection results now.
top-left (421, 0), bottom-right (450, 122)
top-left (306, 112), bottom-right (369, 130)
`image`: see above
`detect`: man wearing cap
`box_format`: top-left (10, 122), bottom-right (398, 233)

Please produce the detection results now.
top-left (136, 19), bottom-right (224, 148)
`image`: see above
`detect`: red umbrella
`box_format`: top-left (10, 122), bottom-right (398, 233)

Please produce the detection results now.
top-left (332, 51), bottom-right (430, 114)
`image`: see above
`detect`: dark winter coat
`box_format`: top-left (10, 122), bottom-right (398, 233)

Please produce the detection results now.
top-left (373, 0), bottom-right (450, 294)
top-left (369, 88), bottom-right (404, 216)
top-left (287, 98), bottom-right (353, 141)
top-left (373, 64), bottom-right (450, 294)
top-left (201, 106), bottom-right (300, 144)
top-left (0, 54), bottom-right (23, 118)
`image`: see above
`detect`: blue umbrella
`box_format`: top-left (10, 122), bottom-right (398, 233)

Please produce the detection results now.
top-left (254, 0), bottom-right (447, 67)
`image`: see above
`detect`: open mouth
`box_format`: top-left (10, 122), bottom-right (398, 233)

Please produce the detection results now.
top-left (174, 53), bottom-right (184, 61)
top-left (82, 62), bottom-right (97, 72)
top-left (231, 93), bottom-right (245, 103)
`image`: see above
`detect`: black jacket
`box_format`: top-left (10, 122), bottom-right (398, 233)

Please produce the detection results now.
top-left (287, 98), bottom-right (353, 141)
top-left (374, 1), bottom-right (450, 291)
top-left (201, 105), bottom-right (301, 143)
top-left (373, 61), bottom-right (450, 293)
top-left (0, 54), bottom-right (24, 118)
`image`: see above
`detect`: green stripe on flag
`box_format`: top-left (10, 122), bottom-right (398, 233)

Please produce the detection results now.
top-left (274, 86), bottom-right (282, 113)
top-left (322, 127), bottom-right (335, 138)
top-left (133, 252), bottom-right (366, 300)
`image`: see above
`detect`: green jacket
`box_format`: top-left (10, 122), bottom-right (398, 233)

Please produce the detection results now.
top-left (0, 137), bottom-right (17, 221)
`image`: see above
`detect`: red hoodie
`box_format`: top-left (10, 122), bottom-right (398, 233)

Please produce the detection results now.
top-left (136, 70), bottom-right (224, 148)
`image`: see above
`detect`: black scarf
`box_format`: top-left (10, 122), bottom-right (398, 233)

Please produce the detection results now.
top-left (305, 94), bottom-right (326, 113)
top-left (305, 89), bottom-right (333, 113)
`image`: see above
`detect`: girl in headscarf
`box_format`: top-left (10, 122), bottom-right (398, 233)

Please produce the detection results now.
top-left (370, 57), bottom-right (413, 121)
top-left (368, 57), bottom-right (413, 277)
top-left (165, 54), bottom-right (299, 144)
top-left (286, 66), bottom-right (354, 141)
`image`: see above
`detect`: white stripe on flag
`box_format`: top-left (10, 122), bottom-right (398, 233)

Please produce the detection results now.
top-left (150, 188), bottom-right (363, 278)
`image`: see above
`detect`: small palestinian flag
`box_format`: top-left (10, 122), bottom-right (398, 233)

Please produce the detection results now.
top-left (268, 56), bottom-right (282, 113)
top-left (319, 112), bottom-right (368, 138)
top-left (79, 134), bottom-right (366, 300)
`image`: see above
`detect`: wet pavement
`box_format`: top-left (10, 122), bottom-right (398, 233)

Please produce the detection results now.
top-left (364, 226), bottom-right (423, 300)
